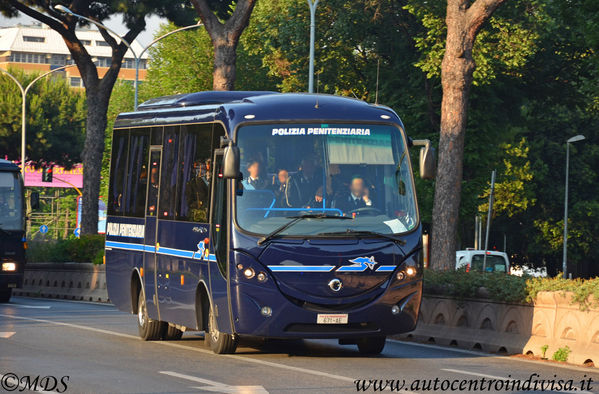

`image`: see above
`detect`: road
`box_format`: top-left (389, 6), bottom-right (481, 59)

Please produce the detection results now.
top-left (1, 297), bottom-right (597, 393)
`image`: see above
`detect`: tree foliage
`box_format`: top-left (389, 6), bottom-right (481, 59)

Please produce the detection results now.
top-left (0, 69), bottom-right (85, 167)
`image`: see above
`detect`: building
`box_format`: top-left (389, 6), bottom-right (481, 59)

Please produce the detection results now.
top-left (0, 23), bottom-right (148, 87)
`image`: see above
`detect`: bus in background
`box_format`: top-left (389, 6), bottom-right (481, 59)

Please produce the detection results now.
top-left (105, 91), bottom-right (435, 354)
top-left (0, 160), bottom-right (27, 303)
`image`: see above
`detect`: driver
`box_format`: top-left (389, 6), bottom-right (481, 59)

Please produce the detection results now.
top-left (333, 176), bottom-right (373, 214)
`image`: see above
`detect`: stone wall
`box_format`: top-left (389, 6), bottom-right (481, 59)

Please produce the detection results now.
top-left (399, 293), bottom-right (598, 367)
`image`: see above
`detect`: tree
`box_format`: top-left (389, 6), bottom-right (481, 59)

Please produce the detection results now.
top-left (1, 1), bottom-right (191, 234)
top-left (190, 0), bottom-right (257, 90)
top-left (0, 68), bottom-right (85, 167)
top-left (429, 0), bottom-right (507, 270)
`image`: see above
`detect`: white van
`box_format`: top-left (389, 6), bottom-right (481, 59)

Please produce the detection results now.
top-left (455, 249), bottom-right (510, 273)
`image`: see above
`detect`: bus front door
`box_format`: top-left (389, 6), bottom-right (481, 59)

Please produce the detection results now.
top-left (207, 150), bottom-right (234, 335)
top-left (143, 148), bottom-right (162, 321)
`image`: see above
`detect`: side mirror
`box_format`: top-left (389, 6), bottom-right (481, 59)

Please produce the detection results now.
top-left (412, 139), bottom-right (436, 179)
top-left (222, 142), bottom-right (240, 179)
top-left (30, 191), bottom-right (40, 210)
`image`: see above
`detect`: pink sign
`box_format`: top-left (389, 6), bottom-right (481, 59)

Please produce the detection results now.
top-left (24, 164), bottom-right (83, 188)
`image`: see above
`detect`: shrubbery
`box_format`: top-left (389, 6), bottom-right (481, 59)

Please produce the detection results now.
top-left (27, 235), bottom-right (105, 265)
top-left (423, 269), bottom-right (599, 310)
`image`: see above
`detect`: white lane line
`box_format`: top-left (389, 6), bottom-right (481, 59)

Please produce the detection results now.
top-left (389, 339), bottom-right (599, 374)
top-left (442, 368), bottom-right (593, 394)
top-left (0, 373), bottom-right (59, 394)
top-left (7, 304), bottom-right (51, 309)
top-left (0, 314), bottom-right (356, 386)
top-left (160, 371), bottom-right (268, 393)
top-left (0, 332), bottom-right (15, 338)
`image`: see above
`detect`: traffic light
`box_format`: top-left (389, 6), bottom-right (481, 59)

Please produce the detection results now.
top-left (42, 166), bottom-right (53, 183)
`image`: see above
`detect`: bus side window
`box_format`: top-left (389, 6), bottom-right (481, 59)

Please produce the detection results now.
top-left (125, 128), bottom-right (150, 217)
top-left (108, 129), bottom-right (129, 216)
top-left (176, 123), bottom-right (225, 223)
top-left (159, 126), bottom-right (180, 219)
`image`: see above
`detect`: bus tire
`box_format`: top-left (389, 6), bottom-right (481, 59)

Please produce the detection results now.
top-left (137, 291), bottom-right (164, 341)
top-left (206, 305), bottom-right (238, 354)
top-left (162, 325), bottom-right (183, 340)
top-left (0, 289), bottom-right (12, 303)
top-left (357, 336), bottom-right (386, 355)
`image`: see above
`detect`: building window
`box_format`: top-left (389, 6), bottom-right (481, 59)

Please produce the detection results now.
top-left (70, 77), bottom-right (82, 87)
top-left (96, 40), bottom-right (110, 47)
top-left (10, 52), bottom-right (48, 64)
top-left (23, 36), bottom-right (45, 43)
top-left (80, 39), bottom-right (91, 46)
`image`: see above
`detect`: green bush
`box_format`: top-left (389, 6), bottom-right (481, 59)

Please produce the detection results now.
top-left (552, 346), bottom-right (571, 362)
top-left (27, 235), bottom-right (105, 265)
top-left (423, 269), bottom-right (599, 309)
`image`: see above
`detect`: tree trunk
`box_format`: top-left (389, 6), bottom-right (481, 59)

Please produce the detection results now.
top-left (430, 2), bottom-right (481, 271)
top-left (213, 40), bottom-right (238, 91)
top-left (80, 89), bottom-right (110, 235)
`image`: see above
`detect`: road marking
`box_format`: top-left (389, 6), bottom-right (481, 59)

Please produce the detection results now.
top-left (390, 339), bottom-right (599, 374)
top-left (442, 368), bottom-right (594, 394)
top-left (0, 374), bottom-right (59, 394)
top-left (0, 332), bottom-right (15, 338)
top-left (160, 371), bottom-right (268, 393)
top-left (7, 304), bottom-right (51, 309)
top-left (0, 314), bottom-right (356, 386)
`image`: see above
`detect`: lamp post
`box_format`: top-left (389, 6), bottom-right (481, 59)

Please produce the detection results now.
top-left (54, 5), bottom-right (203, 110)
top-left (307, 0), bottom-right (320, 93)
top-left (562, 134), bottom-right (585, 279)
top-left (134, 23), bottom-right (204, 109)
top-left (0, 64), bottom-right (75, 173)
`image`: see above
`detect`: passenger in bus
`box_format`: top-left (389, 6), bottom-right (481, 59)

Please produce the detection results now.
top-left (242, 159), bottom-right (268, 189)
top-left (273, 169), bottom-right (302, 208)
top-left (185, 162), bottom-right (210, 222)
top-left (333, 176), bottom-right (374, 213)
top-left (296, 157), bottom-right (322, 205)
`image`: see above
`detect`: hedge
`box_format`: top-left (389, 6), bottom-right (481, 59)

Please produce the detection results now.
top-left (27, 235), bottom-right (105, 265)
top-left (423, 269), bottom-right (599, 310)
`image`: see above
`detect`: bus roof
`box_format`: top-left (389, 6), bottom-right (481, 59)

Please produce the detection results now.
top-left (114, 91), bottom-right (404, 132)
top-left (0, 159), bottom-right (20, 172)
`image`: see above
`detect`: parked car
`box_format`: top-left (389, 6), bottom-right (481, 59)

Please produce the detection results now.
top-left (455, 249), bottom-right (510, 273)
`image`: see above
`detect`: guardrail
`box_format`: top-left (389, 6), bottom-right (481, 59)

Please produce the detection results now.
top-left (397, 293), bottom-right (598, 368)
top-left (13, 262), bottom-right (109, 303)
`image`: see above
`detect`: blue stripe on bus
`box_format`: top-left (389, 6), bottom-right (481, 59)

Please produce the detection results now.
top-left (375, 265), bottom-right (396, 272)
top-left (268, 265), bottom-right (335, 272)
top-left (157, 247), bottom-right (195, 259)
top-left (105, 241), bottom-right (145, 252)
top-left (336, 265), bottom-right (368, 272)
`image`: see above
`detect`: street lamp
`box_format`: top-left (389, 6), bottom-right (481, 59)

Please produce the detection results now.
top-left (0, 64), bottom-right (75, 173)
top-left (562, 134), bottom-right (585, 279)
top-left (54, 5), bottom-right (203, 110)
top-left (307, 0), bottom-right (320, 93)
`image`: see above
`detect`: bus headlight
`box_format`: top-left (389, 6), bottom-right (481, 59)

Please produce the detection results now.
top-left (243, 267), bottom-right (255, 279)
top-left (2, 262), bottom-right (16, 272)
top-left (261, 306), bottom-right (272, 317)
top-left (257, 272), bottom-right (267, 282)
top-left (406, 266), bottom-right (417, 277)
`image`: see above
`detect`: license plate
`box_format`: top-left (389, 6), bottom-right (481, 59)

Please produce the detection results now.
top-left (7, 284), bottom-right (16, 288)
top-left (317, 313), bottom-right (348, 324)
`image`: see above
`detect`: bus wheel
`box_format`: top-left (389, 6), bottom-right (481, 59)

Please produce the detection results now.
top-left (206, 305), bottom-right (238, 354)
top-left (162, 325), bottom-right (183, 340)
top-left (357, 336), bottom-right (386, 355)
top-left (0, 289), bottom-right (12, 303)
top-left (137, 291), bottom-right (164, 341)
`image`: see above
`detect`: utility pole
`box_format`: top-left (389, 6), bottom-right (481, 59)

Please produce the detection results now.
top-left (482, 170), bottom-right (496, 273)
top-left (307, 0), bottom-right (320, 93)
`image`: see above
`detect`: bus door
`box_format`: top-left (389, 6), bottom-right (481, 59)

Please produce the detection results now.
top-left (143, 148), bottom-right (162, 320)
top-left (207, 149), bottom-right (233, 334)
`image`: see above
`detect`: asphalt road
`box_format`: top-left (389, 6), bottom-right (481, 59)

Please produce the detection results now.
top-left (1, 297), bottom-right (597, 394)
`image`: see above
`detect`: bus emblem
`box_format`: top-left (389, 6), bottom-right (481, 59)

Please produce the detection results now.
top-left (337, 256), bottom-right (378, 272)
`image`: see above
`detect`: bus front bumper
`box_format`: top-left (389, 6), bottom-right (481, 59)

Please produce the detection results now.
top-left (0, 272), bottom-right (23, 290)
top-left (231, 279), bottom-right (422, 339)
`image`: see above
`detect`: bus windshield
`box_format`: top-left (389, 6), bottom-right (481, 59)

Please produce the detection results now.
top-left (0, 172), bottom-right (23, 231)
top-left (235, 123), bottom-right (418, 237)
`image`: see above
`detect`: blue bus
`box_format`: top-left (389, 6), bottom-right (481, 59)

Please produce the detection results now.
top-left (105, 91), bottom-right (435, 354)
top-left (0, 160), bottom-right (26, 303)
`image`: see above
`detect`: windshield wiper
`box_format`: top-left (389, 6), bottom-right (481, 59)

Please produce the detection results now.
top-left (318, 229), bottom-right (406, 245)
top-left (257, 213), bottom-right (351, 246)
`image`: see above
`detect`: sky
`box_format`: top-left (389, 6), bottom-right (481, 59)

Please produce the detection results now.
top-left (0, 12), bottom-right (167, 47)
